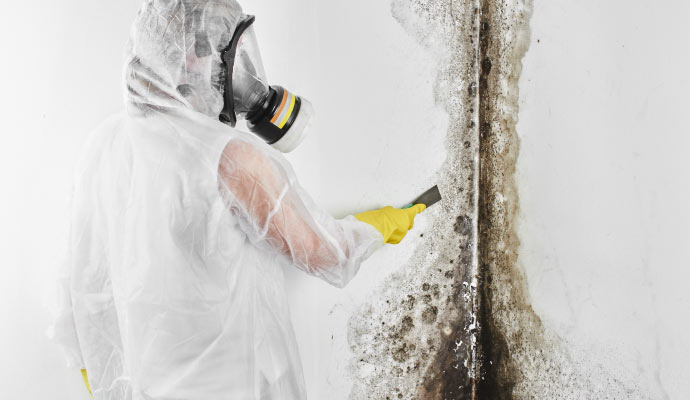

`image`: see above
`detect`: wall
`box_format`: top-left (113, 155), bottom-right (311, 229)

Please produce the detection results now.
top-left (0, 2), bottom-right (142, 399)
top-left (514, 0), bottom-right (690, 397)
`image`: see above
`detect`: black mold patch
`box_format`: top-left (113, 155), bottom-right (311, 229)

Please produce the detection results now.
top-left (454, 215), bottom-right (473, 236)
top-left (475, 1), bottom-right (534, 398)
top-left (472, 2), bottom-right (648, 397)
top-left (421, 306), bottom-right (439, 324)
top-left (401, 316), bottom-right (415, 335)
top-left (347, 0), bottom-right (480, 398)
top-left (348, 0), bottom-right (652, 398)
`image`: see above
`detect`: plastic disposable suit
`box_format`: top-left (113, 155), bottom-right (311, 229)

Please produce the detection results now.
top-left (52, 1), bottom-right (425, 399)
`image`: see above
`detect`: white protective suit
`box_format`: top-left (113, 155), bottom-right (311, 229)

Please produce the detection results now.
top-left (52, 1), bottom-right (384, 398)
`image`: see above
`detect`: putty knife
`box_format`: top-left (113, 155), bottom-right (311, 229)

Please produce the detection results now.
top-left (402, 185), bottom-right (442, 210)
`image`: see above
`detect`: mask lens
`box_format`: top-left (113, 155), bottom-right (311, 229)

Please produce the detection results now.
top-left (232, 26), bottom-right (270, 117)
top-left (219, 16), bottom-right (313, 153)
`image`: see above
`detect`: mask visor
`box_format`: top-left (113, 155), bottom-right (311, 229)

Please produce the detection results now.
top-left (220, 16), bottom-right (314, 152)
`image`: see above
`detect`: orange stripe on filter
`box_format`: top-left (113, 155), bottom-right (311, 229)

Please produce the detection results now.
top-left (278, 94), bottom-right (296, 129)
top-left (271, 90), bottom-right (289, 124)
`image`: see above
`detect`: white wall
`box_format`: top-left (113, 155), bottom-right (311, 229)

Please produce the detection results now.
top-left (517, 1), bottom-right (690, 398)
top-left (1, 2), bottom-right (142, 399)
top-left (0, 1), bottom-right (444, 399)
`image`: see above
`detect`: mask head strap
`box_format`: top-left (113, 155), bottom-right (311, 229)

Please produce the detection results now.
top-left (219, 15), bottom-right (256, 127)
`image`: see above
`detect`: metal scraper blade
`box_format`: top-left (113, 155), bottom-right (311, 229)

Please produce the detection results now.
top-left (404, 185), bottom-right (442, 209)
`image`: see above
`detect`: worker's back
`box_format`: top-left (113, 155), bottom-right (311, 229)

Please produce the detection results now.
top-left (53, 2), bottom-right (389, 397)
top-left (54, 108), bottom-right (307, 399)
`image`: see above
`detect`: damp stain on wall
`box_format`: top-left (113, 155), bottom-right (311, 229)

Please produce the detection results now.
top-left (347, 0), bottom-right (651, 398)
top-left (473, 0), bottom-right (649, 398)
top-left (347, 0), bottom-right (480, 398)
top-left (475, 0), bottom-right (537, 397)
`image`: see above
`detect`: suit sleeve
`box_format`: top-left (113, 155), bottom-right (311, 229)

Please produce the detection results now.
top-left (217, 138), bottom-right (383, 288)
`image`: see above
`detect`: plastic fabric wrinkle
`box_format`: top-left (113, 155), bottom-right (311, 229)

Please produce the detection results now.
top-left (92, 375), bottom-right (132, 396)
top-left (260, 184), bottom-right (290, 238)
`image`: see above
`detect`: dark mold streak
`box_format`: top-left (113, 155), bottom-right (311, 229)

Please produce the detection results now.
top-left (348, 0), bottom-right (537, 398)
top-left (474, 1), bottom-right (550, 399)
top-left (363, 0), bottom-right (649, 398)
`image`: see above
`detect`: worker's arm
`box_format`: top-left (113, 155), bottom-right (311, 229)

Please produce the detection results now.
top-left (218, 138), bottom-right (383, 288)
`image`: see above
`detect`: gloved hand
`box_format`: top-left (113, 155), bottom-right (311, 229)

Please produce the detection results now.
top-left (354, 204), bottom-right (426, 244)
top-left (81, 369), bottom-right (93, 398)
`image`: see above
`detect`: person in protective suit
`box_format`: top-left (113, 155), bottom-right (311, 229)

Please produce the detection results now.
top-left (52, 1), bottom-right (425, 398)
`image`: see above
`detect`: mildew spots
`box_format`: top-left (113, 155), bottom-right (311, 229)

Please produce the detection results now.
top-left (347, 0), bottom-right (480, 398)
top-left (346, 0), bottom-right (650, 398)
top-left (474, 1), bottom-right (649, 398)
top-left (454, 215), bottom-right (473, 236)
top-left (421, 306), bottom-right (439, 324)
top-left (345, 0), bottom-right (662, 397)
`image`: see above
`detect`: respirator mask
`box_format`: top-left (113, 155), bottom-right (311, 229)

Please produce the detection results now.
top-left (219, 15), bottom-right (314, 153)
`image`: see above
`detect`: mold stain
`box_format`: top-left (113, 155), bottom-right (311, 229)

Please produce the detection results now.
top-left (475, 1), bottom-right (648, 398)
top-left (346, 0), bottom-right (650, 398)
top-left (475, 1), bottom-right (534, 397)
top-left (344, 0), bottom-right (667, 397)
top-left (344, 0), bottom-right (544, 397)
top-left (347, 0), bottom-right (480, 398)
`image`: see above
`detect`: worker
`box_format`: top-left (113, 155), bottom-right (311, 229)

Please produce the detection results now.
top-left (51, 0), bottom-right (425, 398)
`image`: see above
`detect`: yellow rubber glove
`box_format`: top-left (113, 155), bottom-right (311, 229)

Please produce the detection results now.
top-left (81, 369), bottom-right (93, 398)
top-left (355, 204), bottom-right (426, 244)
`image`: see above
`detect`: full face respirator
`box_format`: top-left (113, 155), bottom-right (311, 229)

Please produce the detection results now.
top-left (219, 15), bottom-right (313, 153)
